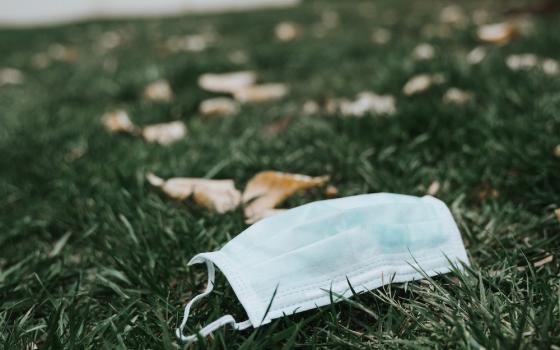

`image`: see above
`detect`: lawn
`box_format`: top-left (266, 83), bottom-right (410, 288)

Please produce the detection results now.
top-left (1, 0), bottom-right (559, 348)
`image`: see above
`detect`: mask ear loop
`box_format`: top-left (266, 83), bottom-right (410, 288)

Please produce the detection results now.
top-left (176, 260), bottom-right (252, 342)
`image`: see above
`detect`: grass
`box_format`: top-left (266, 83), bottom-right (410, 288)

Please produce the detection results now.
top-left (1, 0), bottom-right (559, 348)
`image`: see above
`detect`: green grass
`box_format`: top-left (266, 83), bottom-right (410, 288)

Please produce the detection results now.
top-left (1, 0), bottom-right (560, 348)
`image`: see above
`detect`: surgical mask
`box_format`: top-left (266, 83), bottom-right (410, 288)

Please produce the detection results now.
top-left (176, 193), bottom-right (469, 342)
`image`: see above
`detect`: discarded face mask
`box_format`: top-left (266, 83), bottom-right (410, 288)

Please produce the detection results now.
top-left (176, 193), bottom-right (469, 342)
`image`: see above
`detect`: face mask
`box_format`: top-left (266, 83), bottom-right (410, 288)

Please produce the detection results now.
top-left (176, 193), bottom-right (469, 342)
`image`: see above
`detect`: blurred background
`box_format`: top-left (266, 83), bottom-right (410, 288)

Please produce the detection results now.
top-left (1, 0), bottom-right (560, 348)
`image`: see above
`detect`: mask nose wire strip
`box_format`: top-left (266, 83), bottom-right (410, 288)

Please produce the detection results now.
top-left (175, 260), bottom-right (252, 342)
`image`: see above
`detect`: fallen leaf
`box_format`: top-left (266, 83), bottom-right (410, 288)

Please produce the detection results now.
top-left (234, 83), bottom-right (288, 103)
top-left (338, 92), bottom-right (396, 116)
top-left (165, 34), bottom-right (212, 53)
top-left (142, 121), bottom-right (186, 145)
top-left (199, 97), bottom-right (239, 117)
top-left (477, 184), bottom-right (499, 201)
top-left (245, 208), bottom-right (287, 224)
top-left (48, 44), bottom-right (79, 62)
top-left (554, 145), bottom-right (560, 158)
top-left (403, 74), bottom-right (445, 96)
top-left (243, 171), bottom-right (330, 220)
top-left (193, 184), bottom-right (242, 214)
top-left (143, 79), bottom-right (173, 102)
top-left (101, 110), bottom-right (137, 133)
top-left (506, 54), bottom-right (559, 75)
top-left (477, 22), bottom-right (517, 44)
top-left (443, 88), bottom-right (473, 105)
top-left (371, 28), bottom-right (391, 44)
top-left (0, 68), bottom-right (24, 86)
top-left (263, 116), bottom-right (293, 136)
top-left (555, 208), bottom-right (560, 222)
top-left (325, 185), bottom-right (339, 198)
top-left (427, 181), bottom-right (440, 196)
top-left (98, 31), bottom-right (122, 51)
top-left (147, 173), bottom-right (241, 213)
top-left (413, 43), bottom-right (435, 60)
top-left (533, 255), bottom-right (553, 267)
top-left (466, 46), bottom-right (487, 64)
top-left (198, 71), bottom-right (257, 94)
top-left (302, 100), bottom-right (320, 115)
top-left (439, 5), bottom-right (467, 26)
top-left (506, 53), bottom-right (539, 70)
top-left (275, 22), bottom-right (300, 41)
top-left (542, 58), bottom-right (560, 75)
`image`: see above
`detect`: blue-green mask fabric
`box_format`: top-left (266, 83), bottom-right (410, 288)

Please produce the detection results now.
top-left (176, 193), bottom-right (469, 342)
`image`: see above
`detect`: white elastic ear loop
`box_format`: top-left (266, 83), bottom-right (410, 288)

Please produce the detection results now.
top-left (175, 260), bottom-right (252, 342)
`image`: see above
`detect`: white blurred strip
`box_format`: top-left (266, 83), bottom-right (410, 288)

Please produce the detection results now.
top-left (0, 0), bottom-right (299, 27)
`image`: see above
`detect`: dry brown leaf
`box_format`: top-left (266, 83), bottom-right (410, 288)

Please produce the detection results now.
top-left (0, 68), bottom-right (24, 86)
top-left (98, 31), bottom-right (122, 51)
top-left (371, 28), bottom-right (391, 44)
top-left (477, 184), bottom-right (499, 201)
top-left (443, 88), bottom-right (473, 105)
top-left (193, 184), bottom-right (242, 214)
top-left (275, 22), bottom-right (300, 41)
top-left (198, 71), bottom-right (257, 94)
top-left (302, 100), bottom-right (320, 115)
top-left (554, 208), bottom-right (560, 223)
top-left (48, 44), bottom-right (79, 62)
top-left (466, 46), bottom-right (487, 65)
top-left (339, 92), bottom-right (396, 116)
top-left (542, 58), bottom-right (560, 75)
top-left (506, 54), bottom-right (559, 75)
top-left (427, 181), bottom-right (440, 196)
top-left (243, 171), bottom-right (330, 220)
top-left (506, 53), bottom-right (538, 70)
top-left (477, 22), bottom-right (517, 44)
top-left (439, 5), bottom-right (467, 26)
top-left (234, 83), bottom-right (288, 103)
top-left (143, 79), bottom-right (173, 102)
top-left (245, 208), bottom-right (287, 224)
top-left (147, 173), bottom-right (241, 213)
top-left (533, 255), bottom-right (553, 268)
top-left (165, 34), bottom-right (212, 53)
top-left (413, 43), bottom-right (435, 60)
top-left (101, 110), bottom-right (137, 133)
top-left (325, 185), bottom-right (339, 198)
top-left (403, 74), bottom-right (445, 96)
top-left (263, 116), bottom-right (293, 136)
top-left (199, 97), bottom-right (239, 117)
top-left (142, 121), bottom-right (186, 145)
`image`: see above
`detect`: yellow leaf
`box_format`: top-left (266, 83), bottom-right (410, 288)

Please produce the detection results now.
top-left (142, 121), bottom-right (186, 145)
top-left (199, 97), bottom-right (239, 117)
top-left (198, 71), bottom-right (257, 94)
top-left (101, 110), bottom-right (137, 133)
top-left (243, 171), bottom-right (329, 220)
top-left (147, 173), bottom-right (241, 213)
top-left (275, 22), bottom-right (300, 42)
top-left (143, 79), bottom-right (173, 102)
top-left (477, 22), bottom-right (517, 44)
top-left (233, 83), bottom-right (288, 103)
